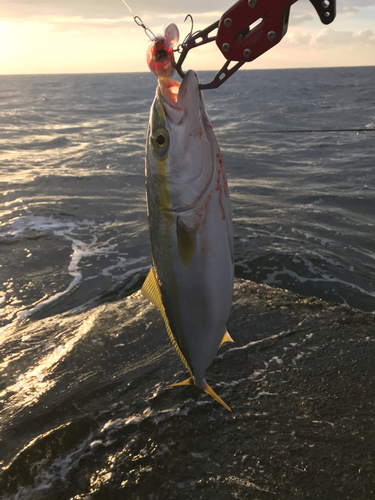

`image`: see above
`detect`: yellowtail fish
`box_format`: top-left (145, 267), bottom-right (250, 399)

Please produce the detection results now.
top-left (142, 70), bottom-right (234, 411)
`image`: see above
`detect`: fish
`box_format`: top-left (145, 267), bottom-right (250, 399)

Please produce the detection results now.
top-left (142, 70), bottom-right (234, 411)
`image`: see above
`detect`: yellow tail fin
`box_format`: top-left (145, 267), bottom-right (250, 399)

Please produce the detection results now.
top-left (204, 384), bottom-right (232, 412)
top-left (167, 377), bottom-right (232, 412)
top-left (167, 377), bottom-right (194, 388)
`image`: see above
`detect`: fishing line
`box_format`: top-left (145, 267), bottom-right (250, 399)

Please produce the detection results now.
top-left (122, 0), bottom-right (156, 40)
top-left (245, 128), bottom-right (375, 133)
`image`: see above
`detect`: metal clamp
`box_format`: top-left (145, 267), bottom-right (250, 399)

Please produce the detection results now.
top-left (173, 0), bottom-right (336, 90)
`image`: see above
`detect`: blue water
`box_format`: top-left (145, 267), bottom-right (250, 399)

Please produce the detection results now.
top-left (0, 66), bottom-right (374, 498)
top-left (1, 68), bottom-right (374, 327)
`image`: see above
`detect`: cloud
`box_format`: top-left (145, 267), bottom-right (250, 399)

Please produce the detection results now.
top-left (48, 16), bottom-right (134, 33)
top-left (289, 13), bottom-right (314, 25)
top-left (316, 27), bottom-right (375, 45)
top-left (1, 0), bottom-right (229, 20)
top-left (338, 0), bottom-right (375, 6)
top-left (284, 32), bottom-right (312, 46)
top-left (355, 29), bottom-right (375, 43)
top-left (339, 6), bottom-right (360, 16)
top-left (4, 12), bottom-right (224, 40)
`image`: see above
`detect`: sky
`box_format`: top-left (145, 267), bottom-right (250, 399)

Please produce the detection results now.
top-left (0, 0), bottom-right (374, 75)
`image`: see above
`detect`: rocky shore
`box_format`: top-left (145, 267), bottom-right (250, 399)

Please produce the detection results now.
top-left (1, 279), bottom-right (374, 499)
top-left (112, 279), bottom-right (375, 500)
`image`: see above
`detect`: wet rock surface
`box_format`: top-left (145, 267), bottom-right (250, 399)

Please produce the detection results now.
top-left (1, 280), bottom-right (375, 499)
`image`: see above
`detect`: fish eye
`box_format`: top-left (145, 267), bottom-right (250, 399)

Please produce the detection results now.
top-left (152, 128), bottom-right (169, 156)
top-left (156, 134), bottom-right (165, 145)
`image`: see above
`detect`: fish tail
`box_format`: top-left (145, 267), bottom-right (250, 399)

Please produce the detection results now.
top-left (167, 377), bottom-right (232, 412)
top-left (204, 384), bottom-right (232, 412)
top-left (167, 377), bottom-right (195, 388)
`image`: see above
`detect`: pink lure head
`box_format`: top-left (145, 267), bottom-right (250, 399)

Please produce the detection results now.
top-left (146, 23), bottom-right (179, 78)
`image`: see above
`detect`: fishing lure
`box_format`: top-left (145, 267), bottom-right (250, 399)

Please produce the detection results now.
top-left (146, 23), bottom-right (179, 77)
top-left (122, 0), bottom-right (179, 78)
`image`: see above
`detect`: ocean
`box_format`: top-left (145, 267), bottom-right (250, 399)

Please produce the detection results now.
top-left (0, 66), bottom-right (374, 499)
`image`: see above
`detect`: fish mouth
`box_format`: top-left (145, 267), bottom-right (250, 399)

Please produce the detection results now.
top-left (158, 77), bottom-right (181, 105)
top-left (158, 70), bottom-right (201, 131)
top-left (158, 70), bottom-right (200, 108)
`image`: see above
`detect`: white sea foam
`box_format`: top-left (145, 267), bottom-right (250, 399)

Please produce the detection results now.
top-left (13, 436), bottom-right (90, 500)
top-left (292, 352), bottom-right (305, 366)
top-left (264, 253), bottom-right (375, 300)
top-left (269, 356), bottom-right (283, 365)
top-left (1, 214), bottom-right (120, 321)
top-left (99, 409), bottom-right (185, 436)
top-left (89, 440), bottom-right (103, 449)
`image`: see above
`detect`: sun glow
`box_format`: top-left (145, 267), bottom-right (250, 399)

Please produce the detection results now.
top-left (0, 7), bottom-right (374, 75)
top-left (0, 22), bottom-right (15, 66)
top-left (0, 19), bottom-right (52, 74)
top-left (0, 16), bottom-right (146, 75)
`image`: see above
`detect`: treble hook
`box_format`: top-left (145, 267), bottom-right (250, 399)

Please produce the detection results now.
top-left (182, 14), bottom-right (194, 44)
top-left (174, 14), bottom-right (195, 54)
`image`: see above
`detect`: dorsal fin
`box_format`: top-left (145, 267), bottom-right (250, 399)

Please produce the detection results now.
top-left (142, 267), bottom-right (192, 375)
top-left (220, 330), bottom-right (234, 347)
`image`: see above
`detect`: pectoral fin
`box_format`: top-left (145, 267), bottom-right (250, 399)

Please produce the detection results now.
top-left (141, 267), bottom-right (192, 375)
top-left (177, 217), bottom-right (196, 268)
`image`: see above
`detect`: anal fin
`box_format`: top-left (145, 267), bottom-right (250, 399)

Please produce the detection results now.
top-left (141, 267), bottom-right (164, 312)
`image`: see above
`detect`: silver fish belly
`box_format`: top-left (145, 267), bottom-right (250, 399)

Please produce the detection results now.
top-left (142, 70), bottom-right (234, 410)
